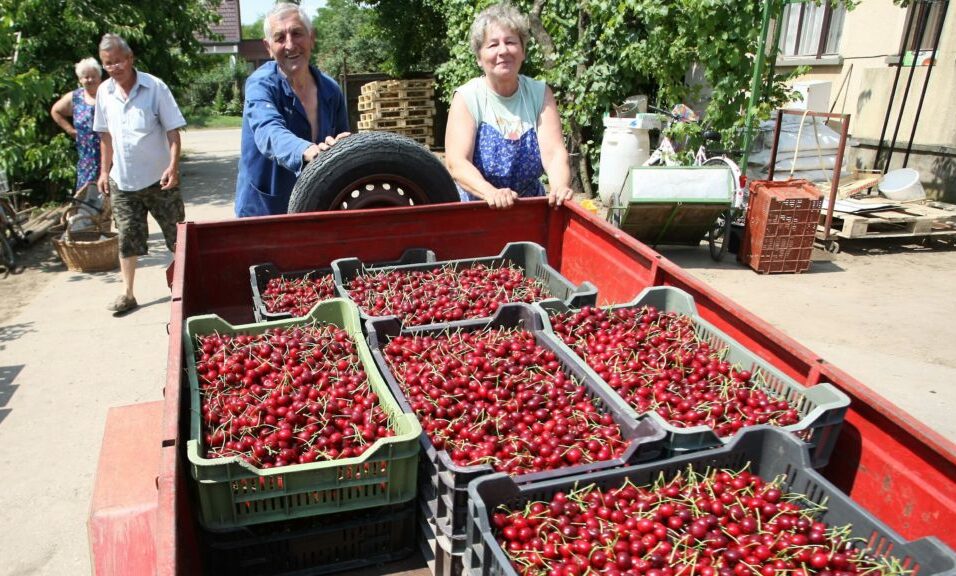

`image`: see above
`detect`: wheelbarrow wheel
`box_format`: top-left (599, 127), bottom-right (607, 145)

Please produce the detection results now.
top-left (708, 209), bottom-right (732, 261)
top-left (288, 131), bottom-right (459, 213)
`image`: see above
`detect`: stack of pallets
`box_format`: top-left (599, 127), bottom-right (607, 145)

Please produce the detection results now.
top-left (358, 79), bottom-right (436, 148)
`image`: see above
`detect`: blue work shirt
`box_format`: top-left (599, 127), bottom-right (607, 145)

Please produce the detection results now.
top-left (235, 62), bottom-right (349, 217)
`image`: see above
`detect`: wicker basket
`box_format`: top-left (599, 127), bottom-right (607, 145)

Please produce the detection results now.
top-left (53, 231), bottom-right (119, 272)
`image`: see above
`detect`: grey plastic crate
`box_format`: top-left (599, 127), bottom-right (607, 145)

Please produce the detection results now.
top-left (333, 242), bottom-right (597, 328)
top-left (183, 299), bottom-right (422, 530)
top-left (420, 499), bottom-right (465, 576)
top-left (465, 427), bottom-right (956, 576)
top-left (202, 500), bottom-right (416, 576)
top-left (532, 285), bottom-right (850, 468)
top-left (250, 247), bottom-right (435, 322)
top-left (367, 303), bottom-right (666, 545)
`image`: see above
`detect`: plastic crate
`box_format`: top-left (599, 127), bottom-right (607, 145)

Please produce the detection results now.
top-left (367, 303), bottom-right (666, 544)
top-left (465, 427), bottom-right (956, 576)
top-left (183, 299), bottom-right (422, 530)
top-left (420, 499), bottom-right (466, 576)
top-left (533, 286), bottom-right (850, 468)
top-left (250, 248), bottom-right (435, 322)
top-left (738, 179), bottom-right (823, 274)
top-left (332, 242), bottom-right (597, 328)
top-left (201, 500), bottom-right (416, 575)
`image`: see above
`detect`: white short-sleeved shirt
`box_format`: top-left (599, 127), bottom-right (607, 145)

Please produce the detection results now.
top-left (93, 71), bottom-right (186, 191)
top-left (456, 75), bottom-right (546, 140)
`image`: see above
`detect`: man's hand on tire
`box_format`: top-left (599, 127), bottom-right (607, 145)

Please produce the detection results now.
top-left (304, 132), bottom-right (352, 163)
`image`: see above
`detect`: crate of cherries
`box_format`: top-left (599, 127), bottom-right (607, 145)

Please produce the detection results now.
top-left (466, 426), bottom-right (956, 576)
top-left (184, 298), bottom-right (422, 530)
top-left (332, 242), bottom-right (597, 328)
top-left (534, 286), bottom-right (850, 467)
top-left (249, 248), bottom-right (435, 322)
top-left (367, 303), bottom-right (666, 547)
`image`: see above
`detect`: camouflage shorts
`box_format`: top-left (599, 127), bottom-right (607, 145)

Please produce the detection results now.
top-left (110, 180), bottom-right (185, 258)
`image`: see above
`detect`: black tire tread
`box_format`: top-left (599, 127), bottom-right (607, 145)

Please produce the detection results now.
top-left (288, 131), bottom-right (458, 213)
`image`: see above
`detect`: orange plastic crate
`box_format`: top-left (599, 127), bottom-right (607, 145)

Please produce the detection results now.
top-left (738, 179), bottom-right (823, 274)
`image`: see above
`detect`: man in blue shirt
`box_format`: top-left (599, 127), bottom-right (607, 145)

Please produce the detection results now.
top-left (235, 2), bottom-right (350, 217)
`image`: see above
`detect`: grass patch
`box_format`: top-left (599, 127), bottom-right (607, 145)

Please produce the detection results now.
top-left (186, 113), bottom-right (243, 129)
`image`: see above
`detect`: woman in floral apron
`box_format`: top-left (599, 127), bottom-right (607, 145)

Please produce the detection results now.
top-left (445, 3), bottom-right (573, 210)
top-left (51, 57), bottom-right (103, 194)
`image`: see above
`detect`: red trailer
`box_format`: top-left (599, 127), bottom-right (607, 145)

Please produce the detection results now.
top-left (91, 199), bottom-right (956, 574)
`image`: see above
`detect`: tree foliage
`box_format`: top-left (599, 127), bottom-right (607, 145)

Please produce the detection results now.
top-left (368, 0), bottom-right (449, 76)
top-left (0, 0), bottom-right (219, 199)
top-left (312, 0), bottom-right (390, 76)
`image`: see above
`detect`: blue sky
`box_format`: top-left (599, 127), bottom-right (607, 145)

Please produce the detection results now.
top-left (239, 0), bottom-right (326, 25)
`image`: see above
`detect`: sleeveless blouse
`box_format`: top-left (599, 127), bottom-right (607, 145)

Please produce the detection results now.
top-left (72, 88), bottom-right (101, 190)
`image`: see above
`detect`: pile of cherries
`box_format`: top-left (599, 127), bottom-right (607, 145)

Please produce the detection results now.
top-left (261, 273), bottom-right (337, 317)
top-left (492, 467), bottom-right (908, 576)
top-left (382, 327), bottom-right (628, 474)
top-left (194, 323), bottom-right (394, 468)
top-left (346, 263), bottom-right (551, 325)
top-left (549, 306), bottom-right (800, 437)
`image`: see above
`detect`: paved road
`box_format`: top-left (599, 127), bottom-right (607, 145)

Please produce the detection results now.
top-left (0, 129), bottom-right (237, 576)
top-left (0, 127), bottom-right (952, 575)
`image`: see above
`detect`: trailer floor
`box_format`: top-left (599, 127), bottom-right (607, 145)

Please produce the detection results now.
top-left (0, 128), bottom-right (952, 575)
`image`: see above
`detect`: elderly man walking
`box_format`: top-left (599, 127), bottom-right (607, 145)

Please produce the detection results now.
top-left (94, 33), bottom-right (186, 315)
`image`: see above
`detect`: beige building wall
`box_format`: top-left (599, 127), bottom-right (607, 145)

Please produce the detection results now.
top-left (776, 0), bottom-right (956, 199)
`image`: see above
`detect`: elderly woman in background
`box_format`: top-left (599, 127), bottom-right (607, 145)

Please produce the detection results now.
top-left (51, 57), bottom-right (103, 194)
top-left (445, 2), bottom-right (573, 210)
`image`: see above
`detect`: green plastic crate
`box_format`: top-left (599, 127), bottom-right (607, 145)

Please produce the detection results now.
top-left (532, 286), bottom-right (850, 468)
top-left (184, 298), bottom-right (422, 530)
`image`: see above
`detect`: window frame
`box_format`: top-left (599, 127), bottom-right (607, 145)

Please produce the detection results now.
top-left (777, 1), bottom-right (846, 60)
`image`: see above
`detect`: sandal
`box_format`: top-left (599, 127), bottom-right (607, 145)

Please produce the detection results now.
top-left (108, 294), bottom-right (138, 315)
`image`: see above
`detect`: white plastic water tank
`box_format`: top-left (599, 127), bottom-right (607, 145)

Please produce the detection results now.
top-left (598, 116), bottom-right (655, 204)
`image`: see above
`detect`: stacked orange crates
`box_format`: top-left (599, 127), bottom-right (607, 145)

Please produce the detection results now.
top-left (357, 79), bottom-right (436, 147)
top-left (738, 179), bottom-right (823, 274)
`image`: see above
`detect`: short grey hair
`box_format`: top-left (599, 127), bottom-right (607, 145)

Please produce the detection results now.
top-left (263, 2), bottom-right (313, 39)
top-left (75, 57), bottom-right (101, 78)
top-left (99, 33), bottom-right (132, 55)
top-left (469, 3), bottom-right (530, 57)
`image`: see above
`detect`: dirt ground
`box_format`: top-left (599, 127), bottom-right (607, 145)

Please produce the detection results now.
top-left (0, 128), bottom-right (953, 576)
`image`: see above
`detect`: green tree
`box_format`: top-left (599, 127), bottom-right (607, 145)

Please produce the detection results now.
top-left (368, 0), bottom-right (448, 75)
top-left (0, 0), bottom-right (219, 199)
top-left (312, 0), bottom-right (390, 76)
top-left (242, 16), bottom-right (266, 40)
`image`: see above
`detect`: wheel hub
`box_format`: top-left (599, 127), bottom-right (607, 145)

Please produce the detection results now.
top-left (333, 175), bottom-right (430, 210)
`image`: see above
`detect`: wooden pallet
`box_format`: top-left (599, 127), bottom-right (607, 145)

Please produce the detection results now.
top-left (358, 90), bottom-right (434, 106)
top-left (358, 116), bottom-right (434, 130)
top-left (363, 106), bottom-right (435, 121)
top-left (822, 199), bottom-right (956, 239)
top-left (361, 79), bottom-right (434, 95)
top-left (358, 97), bottom-right (434, 112)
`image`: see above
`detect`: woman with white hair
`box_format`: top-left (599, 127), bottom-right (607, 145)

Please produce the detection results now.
top-left (445, 2), bottom-right (573, 210)
top-left (51, 57), bottom-right (103, 193)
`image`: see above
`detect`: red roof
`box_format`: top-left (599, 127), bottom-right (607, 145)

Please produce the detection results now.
top-left (203, 0), bottom-right (240, 44)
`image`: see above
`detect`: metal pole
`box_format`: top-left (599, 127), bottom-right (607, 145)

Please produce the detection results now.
top-left (740, 0), bottom-right (777, 170)
top-left (767, 109), bottom-right (784, 181)
top-left (904, 0), bottom-right (948, 166)
top-left (884, 4), bottom-right (930, 173)
top-left (875, 4), bottom-right (918, 172)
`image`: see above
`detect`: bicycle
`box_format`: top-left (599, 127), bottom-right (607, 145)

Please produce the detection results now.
top-left (642, 104), bottom-right (748, 260)
top-left (0, 190), bottom-right (32, 273)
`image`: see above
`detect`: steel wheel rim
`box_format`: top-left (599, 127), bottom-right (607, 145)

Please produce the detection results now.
top-left (329, 174), bottom-right (432, 210)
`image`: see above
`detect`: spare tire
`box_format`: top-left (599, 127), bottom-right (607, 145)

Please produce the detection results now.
top-left (287, 131), bottom-right (460, 213)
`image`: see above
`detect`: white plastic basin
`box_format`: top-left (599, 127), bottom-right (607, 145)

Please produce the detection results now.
top-left (879, 168), bottom-right (925, 201)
